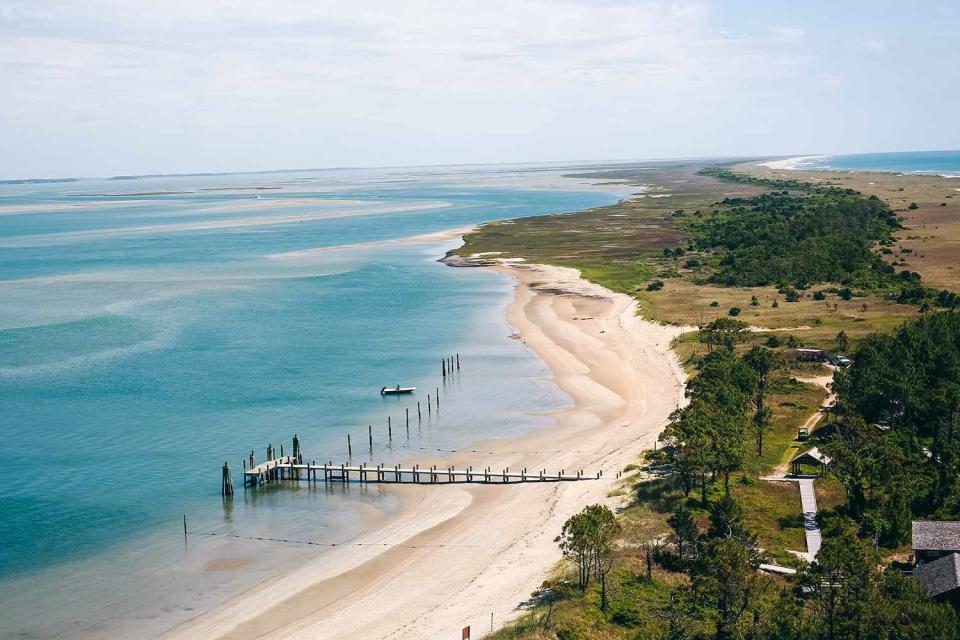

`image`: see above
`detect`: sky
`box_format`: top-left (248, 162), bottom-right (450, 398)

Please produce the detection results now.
top-left (1, 0), bottom-right (958, 179)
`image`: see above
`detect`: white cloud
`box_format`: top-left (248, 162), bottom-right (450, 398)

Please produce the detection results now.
top-left (770, 26), bottom-right (806, 44)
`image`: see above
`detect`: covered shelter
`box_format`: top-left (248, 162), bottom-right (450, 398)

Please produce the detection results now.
top-left (914, 552), bottom-right (960, 606)
top-left (913, 521), bottom-right (960, 565)
top-left (790, 447), bottom-right (831, 477)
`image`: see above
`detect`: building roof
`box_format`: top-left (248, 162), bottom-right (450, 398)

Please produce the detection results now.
top-left (913, 521), bottom-right (960, 551)
top-left (915, 553), bottom-right (960, 597)
top-left (790, 447), bottom-right (832, 466)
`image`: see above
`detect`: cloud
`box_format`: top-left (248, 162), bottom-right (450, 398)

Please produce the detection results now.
top-left (770, 26), bottom-right (806, 44)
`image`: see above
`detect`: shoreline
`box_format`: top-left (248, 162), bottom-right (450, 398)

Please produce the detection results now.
top-left (161, 259), bottom-right (687, 639)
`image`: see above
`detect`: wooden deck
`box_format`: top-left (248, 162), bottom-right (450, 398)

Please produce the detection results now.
top-left (243, 457), bottom-right (599, 488)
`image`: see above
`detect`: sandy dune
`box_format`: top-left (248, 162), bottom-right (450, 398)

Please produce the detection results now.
top-left (161, 262), bottom-right (686, 640)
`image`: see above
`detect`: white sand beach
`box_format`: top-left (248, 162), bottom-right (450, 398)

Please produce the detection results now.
top-left (160, 261), bottom-right (686, 640)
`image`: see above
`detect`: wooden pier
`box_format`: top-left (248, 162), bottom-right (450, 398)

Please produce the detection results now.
top-left (242, 457), bottom-right (600, 488)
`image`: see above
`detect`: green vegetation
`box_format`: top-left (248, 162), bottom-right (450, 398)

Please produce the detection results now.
top-left (466, 162), bottom-right (960, 639)
top-left (825, 312), bottom-right (960, 543)
top-left (494, 313), bottom-right (960, 640)
top-left (689, 169), bottom-right (960, 309)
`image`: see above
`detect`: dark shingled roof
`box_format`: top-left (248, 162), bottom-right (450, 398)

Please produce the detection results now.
top-left (913, 521), bottom-right (960, 551)
top-left (915, 553), bottom-right (960, 598)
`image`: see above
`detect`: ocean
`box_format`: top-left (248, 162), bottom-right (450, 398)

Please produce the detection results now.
top-left (0, 163), bottom-right (624, 638)
top-left (793, 149), bottom-right (960, 176)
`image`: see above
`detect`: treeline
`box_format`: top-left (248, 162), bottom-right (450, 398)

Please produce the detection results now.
top-left (685, 167), bottom-right (959, 309)
top-left (826, 311), bottom-right (960, 544)
top-left (661, 318), bottom-right (781, 500)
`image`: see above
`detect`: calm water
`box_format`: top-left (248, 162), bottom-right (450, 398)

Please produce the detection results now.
top-left (0, 164), bottom-right (621, 637)
top-left (797, 149), bottom-right (960, 175)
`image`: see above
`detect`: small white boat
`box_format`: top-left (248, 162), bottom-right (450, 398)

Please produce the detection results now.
top-left (381, 385), bottom-right (415, 395)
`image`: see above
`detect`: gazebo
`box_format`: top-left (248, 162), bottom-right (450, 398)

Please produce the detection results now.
top-left (790, 447), bottom-right (831, 477)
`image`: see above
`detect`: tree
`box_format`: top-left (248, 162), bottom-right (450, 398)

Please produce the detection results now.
top-left (835, 329), bottom-right (849, 353)
top-left (555, 508), bottom-right (596, 590)
top-left (586, 505), bottom-right (620, 612)
top-left (668, 501), bottom-right (700, 562)
top-left (554, 504), bottom-right (620, 610)
top-left (742, 346), bottom-right (784, 456)
top-left (697, 536), bottom-right (767, 640)
top-left (654, 588), bottom-right (700, 640)
top-left (699, 317), bottom-right (749, 353)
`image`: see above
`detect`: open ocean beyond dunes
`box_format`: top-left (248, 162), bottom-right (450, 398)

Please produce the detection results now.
top-left (795, 149), bottom-right (960, 176)
top-left (0, 163), bottom-right (621, 638)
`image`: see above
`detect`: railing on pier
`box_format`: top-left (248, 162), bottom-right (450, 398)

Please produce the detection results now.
top-left (241, 458), bottom-right (601, 488)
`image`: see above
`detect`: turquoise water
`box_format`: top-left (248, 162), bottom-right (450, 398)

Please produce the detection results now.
top-left (0, 165), bottom-right (619, 637)
top-left (797, 149), bottom-right (960, 175)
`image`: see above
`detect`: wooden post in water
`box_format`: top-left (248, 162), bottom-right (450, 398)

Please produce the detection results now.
top-left (388, 421), bottom-right (392, 442)
top-left (293, 433), bottom-right (302, 464)
top-left (427, 394), bottom-right (432, 415)
top-left (417, 401), bottom-right (422, 421)
top-left (406, 407), bottom-right (409, 428)
top-left (456, 353), bottom-right (460, 370)
top-left (368, 425), bottom-right (373, 452)
top-left (183, 514), bottom-right (187, 539)
top-left (347, 434), bottom-right (352, 457)
top-left (249, 450), bottom-right (255, 468)
top-left (221, 461), bottom-right (234, 496)
top-left (442, 359), bottom-right (447, 378)
top-left (436, 388), bottom-right (440, 410)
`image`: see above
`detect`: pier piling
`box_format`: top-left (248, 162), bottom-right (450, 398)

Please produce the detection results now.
top-left (221, 461), bottom-right (234, 496)
top-left (347, 434), bottom-right (352, 457)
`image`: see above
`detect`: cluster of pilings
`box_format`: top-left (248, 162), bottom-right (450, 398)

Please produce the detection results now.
top-left (223, 353), bottom-right (466, 494)
top-left (441, 353), bottom-right (460, 379)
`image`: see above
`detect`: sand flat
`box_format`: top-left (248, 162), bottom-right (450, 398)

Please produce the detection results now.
top-left (160, 261), bottom-right (686, 640)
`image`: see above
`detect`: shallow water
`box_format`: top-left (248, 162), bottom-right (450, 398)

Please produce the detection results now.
top-left (0, 164), bottom-right (621, 637)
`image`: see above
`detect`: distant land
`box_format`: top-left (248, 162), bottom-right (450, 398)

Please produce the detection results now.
top-left (0, 177), bottom-right (78, 185)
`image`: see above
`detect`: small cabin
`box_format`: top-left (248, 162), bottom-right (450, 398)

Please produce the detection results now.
top-left (913, 521), bottom-right (960, 565)
top-left (914, 552), bottom-right (960, 606)
top-left (796, 348), bottom-right (825, 362)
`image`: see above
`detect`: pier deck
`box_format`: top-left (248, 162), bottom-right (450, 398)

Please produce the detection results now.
top-left (243, 457), bottom-right (599, 488)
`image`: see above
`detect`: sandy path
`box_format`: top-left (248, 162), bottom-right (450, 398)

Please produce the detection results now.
top-left (161, 262), bottom-right (686, 640)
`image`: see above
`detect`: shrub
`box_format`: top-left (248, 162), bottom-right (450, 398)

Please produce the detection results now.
top-left (647, 280), bottom-right (664, 291)
top-left (766, 335), bottom-right (782, 348)
top-left (710, 301), bottom-right (719, 307)
top-left (813, 291), bottom-right (826, 301)
top-left (839, 287), bottom-right (853, 300)
top-left (908, 202), bottom-right (919, 210)
top-left (728, 307), bottom-right (741, 316)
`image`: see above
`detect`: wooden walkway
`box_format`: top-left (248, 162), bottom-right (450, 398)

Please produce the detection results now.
top-left (759, 475), bottom-right (822, 561)
top-left (243, 457), bottom-right (601, 488)
top-left (798, 477), bottom-right (821, 560)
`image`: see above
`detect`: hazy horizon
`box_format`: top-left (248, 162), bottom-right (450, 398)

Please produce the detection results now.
top-left (3, 1), bottom-right (959, 179)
